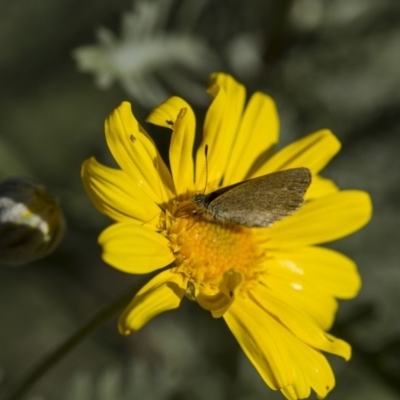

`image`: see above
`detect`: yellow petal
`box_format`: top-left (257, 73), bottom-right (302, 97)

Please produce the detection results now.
top-left (146, 97), bottom-right (196, 195)
top-left (81, 157), bottom-right (161, 226)
top-left (118, 269), bottom-right (185, 334)
top-left (223, 92), bottom-right (279, 185)
top-left (105, 102), bottom-right (175, 204)
top-left (253, 130), bottom-right (341, 177)
top-left (251, 285), bottom-right (351, 360)
top-left (280, 339), bottom-right (335, 399)
top-left (298, 347), bottom-right (335, 399)
top-left (269, 190), bottom-right (372, 247)
top-left (306, 175), bottom-right (339, 200)
top-left (259, 269), bottom-right (337, 330)
top-left (227, 296), bottom-right (336, 399)
top-left (270, 246), bottom-right (361, 299)
top-left (195, 73), bottom-right (246, 188)
top-left (99, 222), bottom-right (174, 274)
top-left (224, 298), bottom-right (295, 390)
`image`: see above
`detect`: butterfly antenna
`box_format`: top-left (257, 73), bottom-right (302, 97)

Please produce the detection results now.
top-left (203, 144), bottom-right (209, 194)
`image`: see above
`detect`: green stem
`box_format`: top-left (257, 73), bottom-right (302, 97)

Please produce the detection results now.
top-left (3, 267), bottom-right (167, 400)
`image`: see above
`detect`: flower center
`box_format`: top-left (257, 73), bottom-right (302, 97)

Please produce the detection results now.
top-left (165, 204), bottom-right (266, 309)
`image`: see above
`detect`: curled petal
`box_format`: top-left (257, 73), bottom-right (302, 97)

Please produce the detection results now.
top-left (118, 269), bottom-right (185, 334)
top-left (196, 269), bottom-right (243, 318)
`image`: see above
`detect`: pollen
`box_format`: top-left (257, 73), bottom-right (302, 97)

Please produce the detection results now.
top-left (168, 212), bottom-right (266, 299)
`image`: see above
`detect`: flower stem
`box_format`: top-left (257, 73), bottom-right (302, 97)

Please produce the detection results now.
top-left (2, 267), bottom-right (169, 400)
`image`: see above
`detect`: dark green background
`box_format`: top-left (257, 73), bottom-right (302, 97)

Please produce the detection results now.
top-left (0, 1), bottom-right (399, 399)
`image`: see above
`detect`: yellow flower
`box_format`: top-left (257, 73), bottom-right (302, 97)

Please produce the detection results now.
top-left (82, 73), bottom-right (372, 399)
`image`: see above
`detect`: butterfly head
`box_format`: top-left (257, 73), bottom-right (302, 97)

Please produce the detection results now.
top-left (192, 193), bottom-right (209, 209)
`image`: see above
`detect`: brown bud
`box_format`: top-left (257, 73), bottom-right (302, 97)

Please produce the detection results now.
top-left (0, 177), bottom-right (66, 265)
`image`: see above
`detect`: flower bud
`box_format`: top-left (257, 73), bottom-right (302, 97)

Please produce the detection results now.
top-left (0, 177), bottom-right (65, 265)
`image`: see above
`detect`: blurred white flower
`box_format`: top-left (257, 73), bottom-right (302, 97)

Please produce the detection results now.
top-left (224, 32), bottom-right (264, 80)
top-left (73, 0), bottom-right (218, 107)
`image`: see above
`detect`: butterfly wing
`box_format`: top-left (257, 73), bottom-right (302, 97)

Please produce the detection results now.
top-left (208, 168), bottom-right (311, 227)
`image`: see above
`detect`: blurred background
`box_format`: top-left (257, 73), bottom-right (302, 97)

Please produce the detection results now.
top-left (0, 0), bottom-right (399, 399)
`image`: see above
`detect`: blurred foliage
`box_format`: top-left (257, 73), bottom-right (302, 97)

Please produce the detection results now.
top-left (0, 0), bottom-right (400, 399)
top-left (73, 0), bottom-right (218, 107)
